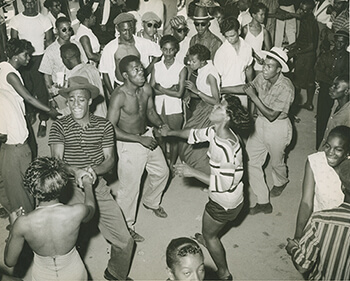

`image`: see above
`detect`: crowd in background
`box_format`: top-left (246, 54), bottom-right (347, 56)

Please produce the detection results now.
top-left (0, 0), bottom-right (349, 280)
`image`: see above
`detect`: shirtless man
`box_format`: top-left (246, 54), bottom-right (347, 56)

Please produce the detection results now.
top-left (107, 55), bottom-right (169, 242)
top-left (5, 157), bottom-right (95, 281)
top-left (99, 12), bottom-right (162, 97)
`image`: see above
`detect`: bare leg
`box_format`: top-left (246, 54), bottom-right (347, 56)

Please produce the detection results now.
top-left (202, 210), bottom-right (230, 279)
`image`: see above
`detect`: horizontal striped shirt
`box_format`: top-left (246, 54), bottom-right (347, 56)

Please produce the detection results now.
top-left (292, 202), bottom-right (350, 280)
top-left (49, 114), bottom-right (114, 169)
top-left (188, 126), bottom-right (244, 210)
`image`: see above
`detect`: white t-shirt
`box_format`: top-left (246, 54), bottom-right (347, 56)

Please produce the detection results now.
top-left (9, 13), bottom-right (52, 55)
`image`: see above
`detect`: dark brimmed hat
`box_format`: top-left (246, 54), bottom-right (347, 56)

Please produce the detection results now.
top-left (58, 76), bottom-right (99, 99)
top-left (334, 29), bottom-right (349, 39)
top-left (192, 5), bottom-right (213, 20)
top-left (262, 47), bottom-right (289, 73)
top-left (113, 12), bottom-right (135, 26)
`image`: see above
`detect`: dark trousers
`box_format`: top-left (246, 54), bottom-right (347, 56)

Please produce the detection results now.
top-left (19, 55), bottom-right (49, 122)
top-left (316, 81), bottom-right (333, 149)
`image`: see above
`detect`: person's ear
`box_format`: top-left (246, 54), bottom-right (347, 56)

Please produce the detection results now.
top-left (122, 72), bottom-right (128, 80)
top-left (166, 267), bottom-right (175, 280)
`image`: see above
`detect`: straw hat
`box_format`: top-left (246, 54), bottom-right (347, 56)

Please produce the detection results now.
top-left (262, 47), bottom-right (289, 73)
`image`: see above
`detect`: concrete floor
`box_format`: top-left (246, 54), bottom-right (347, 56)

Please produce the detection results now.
top-left (0, 93), bottom-right (318, 281)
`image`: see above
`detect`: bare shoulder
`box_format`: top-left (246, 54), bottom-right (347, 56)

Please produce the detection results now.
top-left (11, 215), bottom-right (30, 235)
top-left (110, 86), bottom-right (127, 106)
top-left (142, 82), bottom-right (153, 95)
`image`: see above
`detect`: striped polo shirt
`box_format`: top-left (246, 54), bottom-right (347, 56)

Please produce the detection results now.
top-left (49, 113), bottom-right (114, 169)
top-left (188, 126), bottom-right (244, 210)
top-left (292, 202), bottom-right (350, 280)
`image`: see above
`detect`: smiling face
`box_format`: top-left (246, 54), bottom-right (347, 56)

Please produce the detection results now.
top-left (117, 21), bottom-right (134, 41)
top-left (323, 134), bottom-right (349, 168)
top-left (168, 254), bottom-right (205, 281)
top-left (67, 89), bottom-right (92, 120)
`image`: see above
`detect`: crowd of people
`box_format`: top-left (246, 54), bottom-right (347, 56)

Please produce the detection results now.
top-left (0, 0), bottom-right (349, 280)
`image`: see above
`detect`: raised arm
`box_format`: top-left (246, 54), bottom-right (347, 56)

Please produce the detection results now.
top-left (294, 160), bottom-right (315, 240)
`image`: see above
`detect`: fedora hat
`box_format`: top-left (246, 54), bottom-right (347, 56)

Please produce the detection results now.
top-left (58, 76), bottom-right (99, 99)
top-left (262, 47), bottom-right (289, 73)
top-left (192, 5), bottom-right (213, 20)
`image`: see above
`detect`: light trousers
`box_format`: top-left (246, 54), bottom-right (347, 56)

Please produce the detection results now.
top-left (116, 129), bottom-right (169, 228)
top-left (246, 117), bottom-right (293, 204)
top-left (275, 5), bottom-right (296, 47)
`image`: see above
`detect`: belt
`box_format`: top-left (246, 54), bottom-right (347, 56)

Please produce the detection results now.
top-left (3, 140), bottom-right (28, 147)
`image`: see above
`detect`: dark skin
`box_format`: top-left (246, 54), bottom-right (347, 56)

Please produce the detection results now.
top-left (107, 60), bottom-right (166, 151)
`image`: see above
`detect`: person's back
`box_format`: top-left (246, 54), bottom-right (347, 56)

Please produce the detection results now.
top-left (5, 157), bottom-right (95, 281)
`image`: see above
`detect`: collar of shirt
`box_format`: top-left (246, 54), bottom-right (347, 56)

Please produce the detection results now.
top-left (66, 113), bottom-right (97, 131)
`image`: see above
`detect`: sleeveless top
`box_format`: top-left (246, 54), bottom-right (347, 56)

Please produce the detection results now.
top-left (308, 151), bottom-right (344, 212)
top-left (245, 24), bottom-right (264, 71)
top-left (196, 61), bottom-right (220, 97)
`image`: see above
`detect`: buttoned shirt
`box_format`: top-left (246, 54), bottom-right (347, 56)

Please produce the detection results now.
top-left (39, 39), bottom-right (88, 83)
top-left (292, 203), bottom-right (350, 280)
top-left (214, 38), bottom-right (253, 87)
top-left (49, 113), bottom-right (114, 169)
top-left (188, 126), bottom-right (244, 210)
top-left (190, 31), bottom-right (222, 60)
top-left (99, 35), bottom-right (162, 85)
top-left (320, 100), bottom-right (350, 148)
top-left (251, 73), bottom-right (294, 119)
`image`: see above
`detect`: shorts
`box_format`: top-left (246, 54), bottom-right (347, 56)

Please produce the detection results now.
top-left (294, 52), bottom-right (316, 89)
top-left (205, 199), bottom-right (243, 223)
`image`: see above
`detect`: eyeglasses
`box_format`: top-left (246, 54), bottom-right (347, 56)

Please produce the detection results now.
top-left (146, 22), bottom-right (160, 29)
top-left (61, 27), bottom-right (73, 33)
top-left (194, 22), bottom-right (207, 27)
top-left (175, 27), bottom-right (189, 33)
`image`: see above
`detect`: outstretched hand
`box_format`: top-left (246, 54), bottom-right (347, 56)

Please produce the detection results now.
top-left (74, 168), bottom-right (94, 188)
top-left (158, 124), bottom-right (171, 137)
top-left (173, 162), bottom-right (195, 178)
top-left (243, 83), bottom-right (257, 100)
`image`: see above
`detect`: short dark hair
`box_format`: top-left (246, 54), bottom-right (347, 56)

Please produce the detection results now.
top-left (60, 43), bottom-right (81, 58)
top-left (160, 35), bottom-right (179, 53)
top-left (76, 5), bottom-right (93, 23)
top-left (5, 38), bottom-right (34, 59)
top-left (44, 0), bottom-right (61, 9)
top-left (334, 74), bottom-right (349, 86)
top-left (24, 157), bottom-right (68, 202)
top-left (166, 237), bottom-right (204, 270)
top-left (188, 44), bottom-right (211, 61)
top-left (327, 125), bottom-right (350, 152)
top-left (224, 95), bottom-right (252, 131)
top-left (300, 0), bottom-right (315, 10)
top-left (219, 16), bottom-right (240, 35)
top-left (119, 55), bottom-right (141, 75)
top-left (249, 2), bottom-right (267, 15)
top-left (55, 16), bottom-right (70, 28)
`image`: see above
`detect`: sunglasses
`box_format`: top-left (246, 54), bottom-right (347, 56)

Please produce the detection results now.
top-left (61, 27), bottom-right (73, 33)
top-left (194, 22), bottom-right (207, 27)
top-left (175, 27), bottom-right (189, 33)
top-left (146, 22), bottom-right (160, 29)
